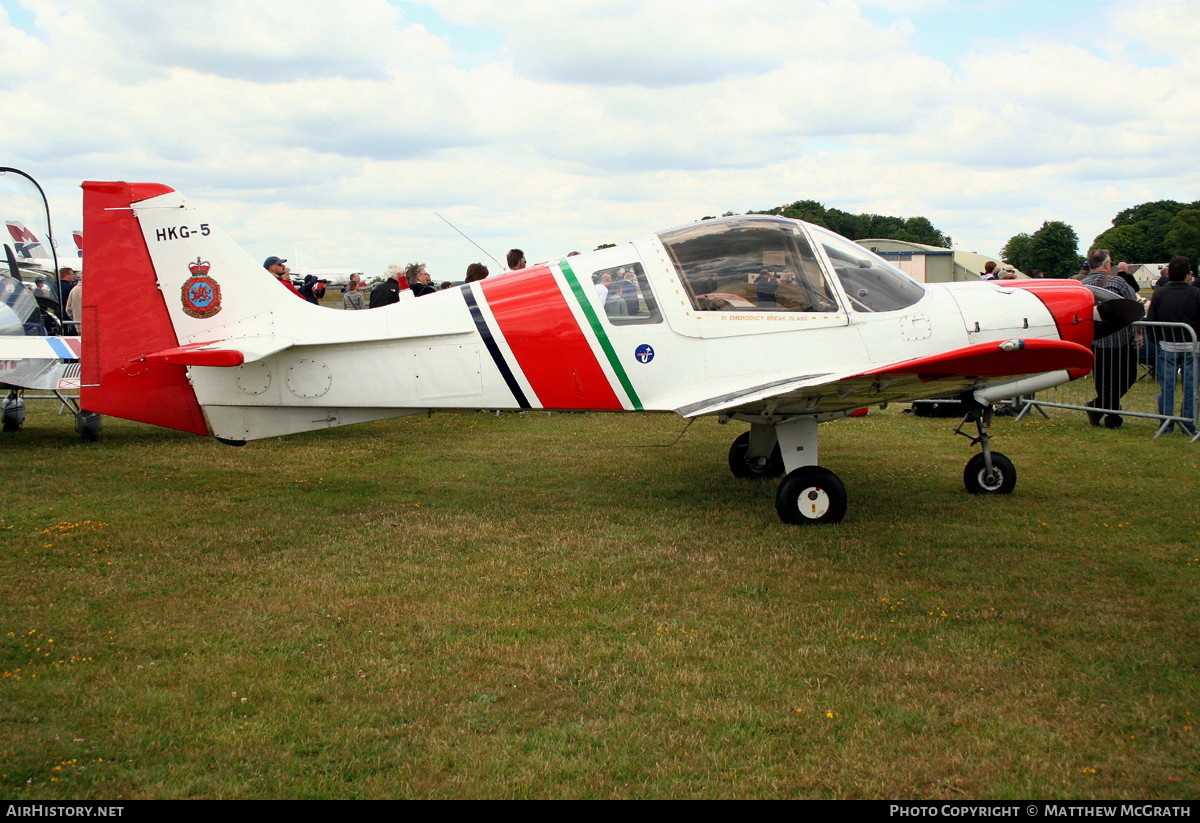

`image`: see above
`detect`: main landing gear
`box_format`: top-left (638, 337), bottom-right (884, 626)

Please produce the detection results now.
top-left (775, 466), bottom-right (847, 525)
top-left (726, 419), bottom-right (848, 525)
top-left (727, 430), bottom-right (783, 478)
top-left (1, 389), bottom-right (101, 442)
top-left (727, 401), bottom-right (1017, 524)
top-left (2, 391), bottom-right (26, 432)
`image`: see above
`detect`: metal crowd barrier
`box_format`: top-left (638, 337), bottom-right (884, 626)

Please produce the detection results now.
top-left (1007, 321), bottom-right (1199, 442)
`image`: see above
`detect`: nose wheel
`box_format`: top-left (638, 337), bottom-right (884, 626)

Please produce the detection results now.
top-left (963, 451), bottom-right (1016, 494)
top-left (956, 402), bottom-right (1017, 496)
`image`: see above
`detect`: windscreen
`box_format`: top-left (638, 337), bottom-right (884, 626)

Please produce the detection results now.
top-left (807, 224), bottom-right (925, 313)
top-left (0, 168), bottom-right (57, 333)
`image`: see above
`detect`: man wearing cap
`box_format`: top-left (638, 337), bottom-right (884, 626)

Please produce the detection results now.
top-left (264, 256), bottom-right (302, 298)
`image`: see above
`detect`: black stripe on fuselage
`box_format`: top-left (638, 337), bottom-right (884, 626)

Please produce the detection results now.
top-left (461, 287), bottom-right (532, 409)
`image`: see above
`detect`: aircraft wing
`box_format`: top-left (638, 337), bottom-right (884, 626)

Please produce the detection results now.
top-left (0, 336), bottom-right (81, 360)
top-left (676, 338), bottom-right (1092, 418)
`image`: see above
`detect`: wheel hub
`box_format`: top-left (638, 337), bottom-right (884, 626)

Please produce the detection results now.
top-left (798, 486), bottom-right (830, 518)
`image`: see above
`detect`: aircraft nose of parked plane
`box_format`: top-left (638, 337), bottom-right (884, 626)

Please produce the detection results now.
top-left (1086, 285), bottom-right (1145, 340)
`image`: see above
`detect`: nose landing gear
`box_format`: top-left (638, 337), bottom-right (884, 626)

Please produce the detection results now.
top-left (956, 401), bottom-right (1016, 495)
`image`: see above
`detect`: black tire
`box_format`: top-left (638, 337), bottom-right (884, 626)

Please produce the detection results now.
top-left (728, 431), bottom-right (784, 479)
top-left (775, 466), bottom-right (847, 525)
top-left (963, 452), bottom-right (1016, 495)
top-left (75, 411), bottom-right (102, 444)
top-left (2, 402), bottom-right (24, 432)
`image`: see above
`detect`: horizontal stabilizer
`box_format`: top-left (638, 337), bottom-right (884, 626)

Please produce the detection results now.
top-left (142, 336), bottom-right (294, 367)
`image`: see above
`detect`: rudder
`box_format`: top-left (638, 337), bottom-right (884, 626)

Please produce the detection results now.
top-left (80, 181), bottom-right (209, 434)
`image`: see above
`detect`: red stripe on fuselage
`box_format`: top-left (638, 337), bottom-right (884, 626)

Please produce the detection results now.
top-left (479, 267), bottom-right (622, 409)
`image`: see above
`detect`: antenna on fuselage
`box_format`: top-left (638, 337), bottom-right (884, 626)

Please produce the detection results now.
top-left (433, 212), bottom-right (500, 265)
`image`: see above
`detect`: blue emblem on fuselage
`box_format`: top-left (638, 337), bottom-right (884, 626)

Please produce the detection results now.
top-left (635, 344), bottom-right (655, 364)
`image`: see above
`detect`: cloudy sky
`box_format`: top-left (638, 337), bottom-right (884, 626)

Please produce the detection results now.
top-left (3, 0), bottom-right (1198, 279)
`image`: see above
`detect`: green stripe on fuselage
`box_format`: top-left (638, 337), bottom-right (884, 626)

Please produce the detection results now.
top-left (558, 259), bottom-right (643, 410)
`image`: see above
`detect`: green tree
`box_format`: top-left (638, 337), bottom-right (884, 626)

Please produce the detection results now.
top-left (898, 216), bottom-right (952, 248)
top-left (1030, 221), bottom-right (1082, 278)
top-left (1093, 199), bottom-right (1187, 262)
top-left (1001, 221), bottom-right (1080, 278)
top-left (1001, 232), bottom-right (1035, 274)
top-left (1164, 209), bottom-right (1200, 264)
top-left (745, 200), bottom-right (952, 246)
top-left (1091, 224), bottom-right (1149, 265)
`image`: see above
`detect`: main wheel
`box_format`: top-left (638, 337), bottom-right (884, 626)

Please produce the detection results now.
top-left (75, 411), bottom-right (102, 444)
top-left (2, 409), bottom-right (24, 432)
top-left (963, 452), bottom-right (1016, 494)
top-left (775, 466), bottom-right (847, 525)
top-left (2, 397), bottom-right (25, 432)
top-left (728, 431), bottom-right (784, 479)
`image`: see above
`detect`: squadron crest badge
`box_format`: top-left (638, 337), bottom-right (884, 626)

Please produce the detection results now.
top-left (181, 257), bottom-right (221, 319)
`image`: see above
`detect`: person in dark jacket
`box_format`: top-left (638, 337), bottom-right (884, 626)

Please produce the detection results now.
top-left (368, 266), bottom-right (404, 308)
top-left (408, 263), bottom-right (437, 297)
top-left (1148, 255), bottom-right (1200, 435)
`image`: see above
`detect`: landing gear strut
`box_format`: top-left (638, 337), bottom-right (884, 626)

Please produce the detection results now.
top-left (956, 401), bottom-right (1016, 495)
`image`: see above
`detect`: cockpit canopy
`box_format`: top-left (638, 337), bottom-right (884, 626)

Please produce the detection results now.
top-left (658, 215), bottom-right (924, 314)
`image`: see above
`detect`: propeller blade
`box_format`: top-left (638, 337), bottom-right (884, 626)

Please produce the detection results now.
top-left (1086, 286), bottom-right (1145, 340)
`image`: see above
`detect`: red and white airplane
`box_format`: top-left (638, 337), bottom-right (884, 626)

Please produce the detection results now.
top-left (79, 180), bottom-right (1139, 523)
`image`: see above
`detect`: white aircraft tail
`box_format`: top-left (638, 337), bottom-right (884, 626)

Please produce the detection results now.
top-left (79, 181), bottom-right (449, 440)
top-left (79, 181), bottom-right (314, 434)
top-left (6, 220), bottom-right (46, 261)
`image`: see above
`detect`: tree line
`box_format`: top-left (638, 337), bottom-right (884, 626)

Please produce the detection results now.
top-left (714, 197), bottom-right (1200, 279)
top-left (1001, 201), bottom-right (1200, 279)
top-left (719, 200), bottom-right (954, 248)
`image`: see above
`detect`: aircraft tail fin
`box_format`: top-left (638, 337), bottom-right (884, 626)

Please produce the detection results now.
top-left (5, 220), bottom-right (44, 260)
top-left (80, 181), bottom-right (210, 434)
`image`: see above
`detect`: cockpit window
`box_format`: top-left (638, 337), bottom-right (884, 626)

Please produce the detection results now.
top-left (658, 217), bottom-right (838, 312)
top-left (808, 225), bottom-right (925, 313)
top-left (590, 262), bottom-right (662, 324)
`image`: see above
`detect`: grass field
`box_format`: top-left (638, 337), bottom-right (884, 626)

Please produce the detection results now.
top-left (2, 402), bottom-right (1197, 799)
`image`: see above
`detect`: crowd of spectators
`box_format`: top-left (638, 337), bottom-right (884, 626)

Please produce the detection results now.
top-left (259, 245), bottom-right (530, 309)
top-left (1082, 248), bottom-right (1200, 435)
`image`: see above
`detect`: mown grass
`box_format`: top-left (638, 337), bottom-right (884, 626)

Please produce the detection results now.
top-left (2, 403), bottom-right (1197, 799)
